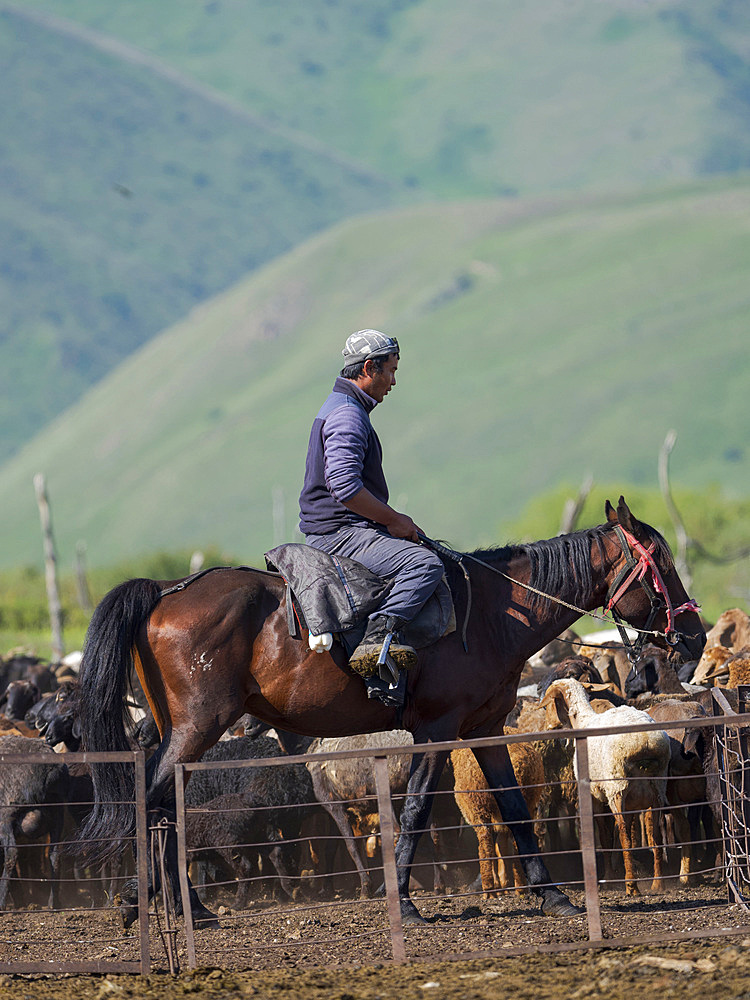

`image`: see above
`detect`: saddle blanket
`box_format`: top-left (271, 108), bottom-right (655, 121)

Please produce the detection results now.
top-left (264, 543), bottom-right (455, 652)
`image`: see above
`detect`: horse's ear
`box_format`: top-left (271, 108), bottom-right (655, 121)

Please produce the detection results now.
top-left (616, 496), bottom-right (633, 530)
top-left (605, 499), bottom-right (618, 524)
top-left (616, 496), bottom-right (648, 541)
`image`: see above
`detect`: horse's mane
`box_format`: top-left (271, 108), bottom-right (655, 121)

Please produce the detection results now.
top-left (440, 520), bottom-right (672, 610)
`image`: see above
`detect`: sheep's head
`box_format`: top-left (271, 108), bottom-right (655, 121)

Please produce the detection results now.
top-left (693, 644), bottom-right (732, 684)
top-left (539, 679), bottom-right (575, 729)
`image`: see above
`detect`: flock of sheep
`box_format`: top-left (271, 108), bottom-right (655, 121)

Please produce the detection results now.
top-left (0, 606), bottom-right (749, 918)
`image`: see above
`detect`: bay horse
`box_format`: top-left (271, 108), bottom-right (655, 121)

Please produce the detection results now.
top-left (76, 497), bottom-right (705, 926)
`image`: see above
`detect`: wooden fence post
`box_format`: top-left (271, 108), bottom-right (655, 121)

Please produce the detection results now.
top-left (33, 473), bottom-right (64, 662)
top-left (74, 540), bottom-right (93, 612)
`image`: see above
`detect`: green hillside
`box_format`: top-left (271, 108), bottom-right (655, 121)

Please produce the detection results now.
top-left (11, 0), bottom-right (750, 195)
top-left (0, 179), bottom-right (748, 573)
top-left (4, 0), bottom-right (750, 465)
top-left (0, 6), bottom-right (398, 462)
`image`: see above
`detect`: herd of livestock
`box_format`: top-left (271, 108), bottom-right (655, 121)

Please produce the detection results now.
top-left (0, 606), bottom-right (749, 918)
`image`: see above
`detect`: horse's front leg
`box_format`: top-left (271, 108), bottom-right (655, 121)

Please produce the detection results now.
top-left (471, 743), bottom-right (582, 916)
top-left (394, 748), bottom-right (450, 924)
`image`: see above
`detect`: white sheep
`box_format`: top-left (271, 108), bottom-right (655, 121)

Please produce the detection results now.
top-left (540, 677), bottom-right (670, 896)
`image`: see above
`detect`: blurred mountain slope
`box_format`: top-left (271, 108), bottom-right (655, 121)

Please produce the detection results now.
top-left (0, 178), bottom-right (747, 569)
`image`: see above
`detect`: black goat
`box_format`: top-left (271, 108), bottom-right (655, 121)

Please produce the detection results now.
top-left (0, 680), bottom-right (40, 722)
top-left (185, 736), bottom-right (318, 906)
top-left (26, 681), bottom-right (81, 750)
top-left (538, 655), bottom-right (606, 698)
top-left (0, 654), bottom-right (57, 695)
top-left (0, 734), bottom-right (69, 911)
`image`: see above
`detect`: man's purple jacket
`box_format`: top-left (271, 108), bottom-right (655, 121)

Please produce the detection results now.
top-left (299, 377), bottom-right (388, 536)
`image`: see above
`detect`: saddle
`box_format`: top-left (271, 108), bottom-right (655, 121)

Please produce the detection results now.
top-left (264, 543), bottom-right (455, 658)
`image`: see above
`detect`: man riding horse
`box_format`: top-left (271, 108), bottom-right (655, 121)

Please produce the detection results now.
top-left (299, 330), bottom-right (444, 694)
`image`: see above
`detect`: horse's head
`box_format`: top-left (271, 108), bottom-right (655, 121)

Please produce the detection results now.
top-left (604, 497), bottom-right (706, 663)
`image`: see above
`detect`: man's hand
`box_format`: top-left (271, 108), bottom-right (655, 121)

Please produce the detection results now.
top-left (340, 489), bottom-right (422, 542)
top-left (384, 511), bottom-right (421, 542)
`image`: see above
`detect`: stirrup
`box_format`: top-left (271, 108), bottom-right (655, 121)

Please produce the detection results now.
top-left (364, 664), bottom-right (407, 708)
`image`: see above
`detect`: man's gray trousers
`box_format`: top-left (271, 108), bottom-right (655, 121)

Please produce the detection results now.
top-left (305, 524), bottom-right (444, 625)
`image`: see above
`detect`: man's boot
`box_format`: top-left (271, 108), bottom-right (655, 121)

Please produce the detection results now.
top-left (348, 616), bottom-right (418, 677)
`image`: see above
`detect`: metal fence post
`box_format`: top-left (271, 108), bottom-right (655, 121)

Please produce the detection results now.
top-left (134, 750), bottom-right (151, 974)
top-left (174, 764), bottom-right (197, 969)
top-left (373, 755), bottom-right (406, 963)
top-left (574, 735), bottom-right (602, 942)
top-left (712, 691), bottom-right (734, 903)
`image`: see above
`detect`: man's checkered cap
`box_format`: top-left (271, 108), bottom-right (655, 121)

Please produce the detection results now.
top-left (341, 330), bottom-right (399, 365)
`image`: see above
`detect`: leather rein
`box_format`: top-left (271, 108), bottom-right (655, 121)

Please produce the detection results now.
top-left (421, 525), bottom-right (701, 663)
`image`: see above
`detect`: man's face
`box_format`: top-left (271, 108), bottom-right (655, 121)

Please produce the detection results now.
top-left (360, 354), bottom-right (398, 403)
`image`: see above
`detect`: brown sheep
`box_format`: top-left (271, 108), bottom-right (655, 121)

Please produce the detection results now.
top-left (522, 629), bottom-right (582, 684)
top-left (693, 645), bottom-right (733, 685)
top-left (451, 742), bottom-right (544, 897)
top-left (624, 644), bottom-right (685, 699)
top-left (705, 608), bottom-right (750, 652)
top-left (576, 642), bottom-right (630, 696)
top-left (725, 646), bottom-right (750, 688)
top-left (507, 697), bottom-right (582, 873)
top-left (0, 718), bottom-right (40, 738)
top-left (646, 699), bottom-right (714, 886)
top-left (507, 697), bottom-right (547, 734)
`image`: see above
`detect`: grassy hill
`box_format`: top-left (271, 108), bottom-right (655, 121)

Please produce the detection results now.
top-left (3, 0), bottom-right (750, 465)
top-left (11, 0), bottom-right (750, 196)
top-left (0, 6), bottom-right (399, 462)
top-left (0, 178), bottom-right (747, 574)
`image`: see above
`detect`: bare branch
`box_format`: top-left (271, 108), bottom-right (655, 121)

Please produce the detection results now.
top-left (658, 429), bottom-right (691, 587)
top-left (559, 473), bottom-right (594, 535)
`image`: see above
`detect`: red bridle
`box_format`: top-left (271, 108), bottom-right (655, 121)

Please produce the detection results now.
top-left (606, 527), bottom-right (701, 648)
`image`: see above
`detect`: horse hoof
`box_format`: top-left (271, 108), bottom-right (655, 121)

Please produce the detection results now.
top-left (540, 891), bottom-right (583, 917)
top-left (194, 908), bottom-right (221, 929)
top-left (400, 905), bottom-right (426, 926)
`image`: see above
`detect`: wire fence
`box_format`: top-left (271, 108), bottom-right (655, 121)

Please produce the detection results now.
top-left (1, 708), bottom-right (750, 975)
top-left (173, 710), bottom-right (750, 971)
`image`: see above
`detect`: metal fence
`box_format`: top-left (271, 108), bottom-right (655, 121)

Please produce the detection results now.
top-left (1, 711), bottom-right (750, 975)
top-left (173, 712), bottom-right (750, 971)
top-left (714, 686), bottom-right (750, 909)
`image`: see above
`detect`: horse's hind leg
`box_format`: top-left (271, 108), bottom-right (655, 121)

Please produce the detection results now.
top-left (393, 748), bottom-right (450, 924)
top-left (471, 743), bottom-right (581, 916)
top-left (119, 725), bottom-right (227, 929)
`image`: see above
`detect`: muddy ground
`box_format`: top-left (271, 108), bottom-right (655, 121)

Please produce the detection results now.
top-left (2, 882), bottom-right (750, 999)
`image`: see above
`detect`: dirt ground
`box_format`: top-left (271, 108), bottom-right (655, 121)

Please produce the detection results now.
top-left (2, 882), bottom-right (750, 1000)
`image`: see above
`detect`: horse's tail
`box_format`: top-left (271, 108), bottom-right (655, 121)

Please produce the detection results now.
top-left (76, 577), bottom-right (162, 863)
